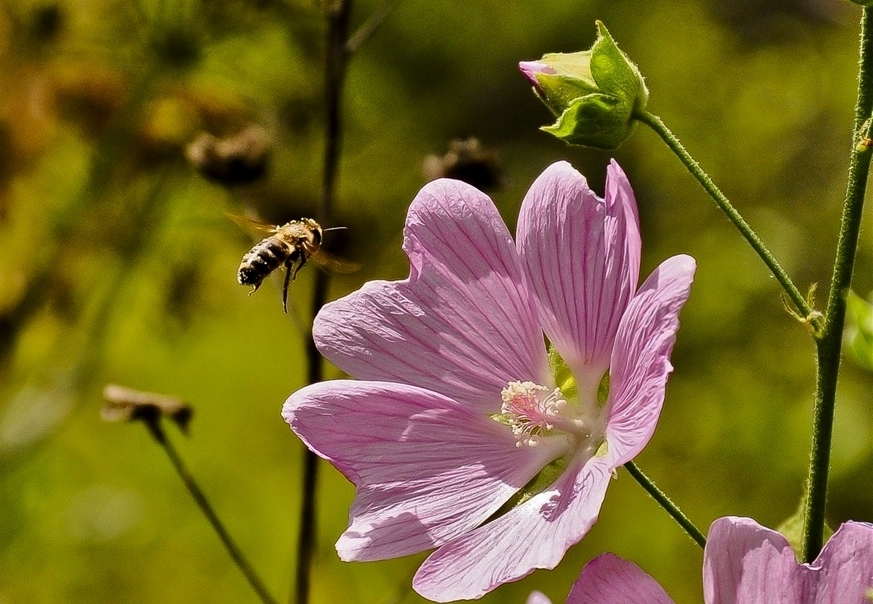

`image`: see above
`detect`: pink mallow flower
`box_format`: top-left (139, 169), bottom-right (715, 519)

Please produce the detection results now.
top-left (283, 160), bottom-right (696, 601)
top-left (559, 517), bottom-right (873, 604)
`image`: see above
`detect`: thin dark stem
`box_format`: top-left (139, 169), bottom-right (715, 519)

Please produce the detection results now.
top-left (635, 109), bottom-right (822, 334)
top-left (294, 2), bottom-right (353, 604)
top-left (624, 461), bottom-right (706, 549)
top-left (802, 7), bottom-right (873, 563)
top-left (318, 0), bottom-right (352, 227)
top-left (145, 420), bottom-right (278, 604)
top-left (345, 0), bottom-right (400, 53)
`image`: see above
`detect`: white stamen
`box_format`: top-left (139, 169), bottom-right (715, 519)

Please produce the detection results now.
top-left (500, 381), bottom-right (568, 448)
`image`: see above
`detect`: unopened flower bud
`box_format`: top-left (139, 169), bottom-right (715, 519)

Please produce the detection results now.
top-left (101, 384), bottom-right (193, 433)
top-left (519, 21), bottom-right (648, 150)
top-left (422, 137), bottom-right (504, 191)
top-left (186, 125), bottom-right (271, 186)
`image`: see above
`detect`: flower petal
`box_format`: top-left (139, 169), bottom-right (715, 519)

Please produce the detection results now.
top-left (314, 178), bottom-right (549, 411)
top-left (605, 254), bottom-right (696, 465)
top-left (703, 516), bottom-right (801, 604)
top-left (517, 160), bottom-right (641, 395)
top-left (413, 455), bottom-right (612, 601)
top-left (705, 517), bottom-right (873, 603)
top-left (283, 380), bottom-right (563, 561)
top-left (804, 521), bottom-right (873, 603)
top-left (566, 553), bottom-right (675, 604)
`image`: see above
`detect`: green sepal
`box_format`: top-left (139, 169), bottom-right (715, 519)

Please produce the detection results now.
top-left (589, 21), bottom-right (648, 111)
top-left (776, 492), bottom-right (834, 559)
top-left (543, 94), bottom-right (637, 150)
top-left (531, 52), bottom-right (598, 116)
top-left (597, 372), bottom-right (610, 406)
top-left (485, 455), bottom-right (570, 520)
top-left (594, 439), bottom-right (609, 457)
top-left (548, 345), bottom-right (578, 402)
top-left (489, 413), bottom-right (512, 427)
top-left (548, 343), bottom-right (611, 406)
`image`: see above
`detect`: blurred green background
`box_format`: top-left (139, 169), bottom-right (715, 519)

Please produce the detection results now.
top-left (1, 0), bottom-right (872, 602)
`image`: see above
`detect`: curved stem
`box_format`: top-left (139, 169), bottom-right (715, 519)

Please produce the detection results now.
top-left (345, 0), bottom-right (401, 53)
top-left (802, 7), bottom-right (873, 563)
top-left (146, 420), bottom-right (278, 604)
top-left (624, 460), bottom-right (706, 549)
top-left (294, 2), bottom-right (352, 604)
top-left (635, 109), bottom-right (821, 333)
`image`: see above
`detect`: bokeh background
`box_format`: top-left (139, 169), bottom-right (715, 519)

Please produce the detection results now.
top-left (1, 0), bottom-right (872, 602)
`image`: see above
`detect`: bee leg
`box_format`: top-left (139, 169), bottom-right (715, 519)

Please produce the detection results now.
top-left (281, 266), bottom-right (292, 314)
top-left (289, 254), bottom-right (307, 280)
top-left (248, 282), bottom-right (261, 296)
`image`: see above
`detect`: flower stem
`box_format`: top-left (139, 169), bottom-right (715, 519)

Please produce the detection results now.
top-left (624, 460), bottom-right (706, 549)
top-left (634, 109), bottom-right (821, 333)
top-left (295, 2), bottom-right (352, 604)
top-left (144, 419), bottom-right (278, 604)
top-left (802, 7), bottom-right (873, 564)
top-left (345, 0), bottom-right (401, 54)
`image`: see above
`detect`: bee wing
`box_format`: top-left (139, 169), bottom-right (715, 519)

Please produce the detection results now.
top-left (311, 250), bottom-right (361, 274)
top-left (224, 211), bottom-right (277, 237)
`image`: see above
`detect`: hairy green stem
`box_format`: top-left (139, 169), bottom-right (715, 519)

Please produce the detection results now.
top-left (145, 420), bottom-right (278, 604)
top-left (624, 461), bottom-right (706, 549)
top-left (635, 110), bottom-right (821, 333)
top-left (802, 7), bottom-right (873, 563)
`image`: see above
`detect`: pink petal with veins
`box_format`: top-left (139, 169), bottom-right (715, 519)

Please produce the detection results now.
top-left (283, 380), bottom-right (563, 561)
top-left (315, 178), bottom-right (549, 412)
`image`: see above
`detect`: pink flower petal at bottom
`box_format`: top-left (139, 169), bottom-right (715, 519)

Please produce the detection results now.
top-left (704, 517), bottom-right (800, 604)
top-left (282, 380), bottom-right (564, 562)
top-left (704, 516), bottom-right (873, 604)
top-left (412, 455), bottom-right (612, 602)
top-left (567, 553), bottom-right (675, 604)
top-left (555, 517), bottom-right (873, 604)
top-left (811, 521), bottom-right (873, 603)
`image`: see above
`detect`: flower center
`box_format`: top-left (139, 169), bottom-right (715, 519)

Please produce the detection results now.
top-left (499, 381), bottom-right (571, 448)
top-left (495, 376), bottom-right (606, 454)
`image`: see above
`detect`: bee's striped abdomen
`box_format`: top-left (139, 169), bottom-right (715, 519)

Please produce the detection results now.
top-left (237, 237), bottom-right (291, 290)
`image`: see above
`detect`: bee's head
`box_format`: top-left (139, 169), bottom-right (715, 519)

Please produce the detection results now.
top-left (302, 218), bottom-right (323, 244)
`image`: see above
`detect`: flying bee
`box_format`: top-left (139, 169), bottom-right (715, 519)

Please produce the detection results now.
top-left (236, 217), bottom-right (355, 313)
